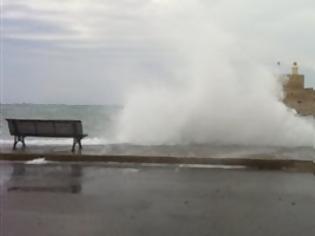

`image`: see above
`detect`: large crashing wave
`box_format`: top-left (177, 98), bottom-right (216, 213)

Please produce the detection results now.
top-left (116, 1), bottom-right (315, 147)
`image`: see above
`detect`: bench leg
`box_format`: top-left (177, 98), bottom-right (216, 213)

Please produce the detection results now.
top-left (72, 138), bottom-right (77, 152)
top-left (13, 136), bottom-right (26, 150)
top-left (78, 138), bottom-right (82, 150)
top-left (13, 136), bottom-right (18, 150)
top-left (72, 138), bottom-right (83, 152)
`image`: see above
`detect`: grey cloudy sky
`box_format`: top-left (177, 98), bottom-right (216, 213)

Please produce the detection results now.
top-left (1, 0), bottom-right (315, 105)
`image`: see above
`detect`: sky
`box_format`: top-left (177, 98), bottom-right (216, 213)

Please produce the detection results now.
top-left (1, 0), bottom-right (315, 105)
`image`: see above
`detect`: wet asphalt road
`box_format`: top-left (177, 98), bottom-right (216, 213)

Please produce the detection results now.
top-left (1, 162), bottom-right (315, 236)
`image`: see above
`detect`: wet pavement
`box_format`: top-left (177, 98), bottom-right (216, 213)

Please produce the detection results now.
top-left (0, 161), bottom-right (315, 236)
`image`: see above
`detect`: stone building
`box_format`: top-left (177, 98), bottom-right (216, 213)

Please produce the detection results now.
top-left (283, 62), bottom-right (315, 116)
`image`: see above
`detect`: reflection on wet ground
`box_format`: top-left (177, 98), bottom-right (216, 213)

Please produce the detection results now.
top-left (0, 161), bottom-right (315, 236)
top-left (7, 164), bottom-right (82, 194)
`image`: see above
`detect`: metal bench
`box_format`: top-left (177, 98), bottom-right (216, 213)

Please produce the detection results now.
top-left (6, 119), bottom-right (88, 152)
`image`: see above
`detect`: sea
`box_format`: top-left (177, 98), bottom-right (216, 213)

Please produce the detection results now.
top-left (0, 104), bottom-right (314, 160)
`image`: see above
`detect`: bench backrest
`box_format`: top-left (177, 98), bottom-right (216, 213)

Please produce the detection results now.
top-left (6, 119), bottom-right (84, 137)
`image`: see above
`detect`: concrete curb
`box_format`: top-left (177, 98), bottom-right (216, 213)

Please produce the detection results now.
top-left (0, 152), bottom-right (314, 173)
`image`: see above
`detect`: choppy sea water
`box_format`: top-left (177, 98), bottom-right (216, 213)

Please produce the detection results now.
top-left (0, 104), bottom-right (314, 160)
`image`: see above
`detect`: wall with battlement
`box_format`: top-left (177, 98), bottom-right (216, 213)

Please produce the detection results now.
top-left (283, 64), bottom-right (315, 116)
